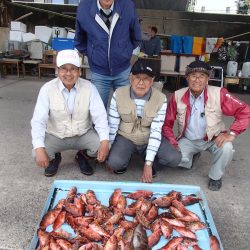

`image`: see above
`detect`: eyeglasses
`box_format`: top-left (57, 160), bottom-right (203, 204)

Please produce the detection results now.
top-left (133, 75), bottom-right (152, 85)
top-left (58, 66), bottom-right (79, 74)
top-left (189, 73), bottom-right (207, 81)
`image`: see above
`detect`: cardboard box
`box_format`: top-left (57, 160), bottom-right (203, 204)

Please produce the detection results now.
top-left (22, 32), bottom-right (36, 42)
top-left (9, 30), bottom-right (23, 42)
top-left (35, 26), bottom-right (52, 44)
top-left (11, 21), bottom-right (27, 33)
top-left (52, 27), bottom-right (67, 38)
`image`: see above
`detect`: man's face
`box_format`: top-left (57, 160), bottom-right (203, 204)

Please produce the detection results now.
top-left (150, 30), bottom-right (156, 38)
top-left (58, 64), bottom-right (81, 90)
top-left (99, 0), bottom-right (114, 9)
top-left (130, 73), bottom-right (154, 97)
top-left (187, 72), bottom-right (209, 97)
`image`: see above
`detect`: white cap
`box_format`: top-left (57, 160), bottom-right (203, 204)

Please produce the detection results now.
top-left (56, 49), bottom-right (81, 67)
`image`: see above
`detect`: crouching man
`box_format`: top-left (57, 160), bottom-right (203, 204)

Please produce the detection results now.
top-left (162, 60), bottom-right (250, 191)
top-left (31, 49), bottom-right (109, 177)
top-left (106, 60), bottom-right (170, 183)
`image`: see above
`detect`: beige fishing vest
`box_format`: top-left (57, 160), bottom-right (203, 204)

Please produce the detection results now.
top-left (116, 86), bottom-right (165, 145)
top-left (175, 85), bottom-right (225, 141)
top-left (47, 78), bottom-right (91, 139)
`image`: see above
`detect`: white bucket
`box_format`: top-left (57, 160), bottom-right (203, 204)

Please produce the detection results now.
top-left (242, 62), bottom-right (250, 77)
top-left (226, 61), bottom-right (238, 77)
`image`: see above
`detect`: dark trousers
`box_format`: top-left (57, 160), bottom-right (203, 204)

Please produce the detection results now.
top-left (107, 135), bottom-right (181, 170)
top-left (154, 136), bottom-right (182, 169)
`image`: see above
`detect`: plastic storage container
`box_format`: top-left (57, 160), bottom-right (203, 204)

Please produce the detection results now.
top-left (29, 180), bottom-right (224, 250)
top-left (242, 62), bottom-right (250, 77)
top-left (226, 61), bottom-right (238, 76)
top-left (52, 38), bottom-right (74, 51)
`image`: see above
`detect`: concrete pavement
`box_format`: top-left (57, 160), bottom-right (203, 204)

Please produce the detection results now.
top-left (0, 76), bottom-right (249, 250)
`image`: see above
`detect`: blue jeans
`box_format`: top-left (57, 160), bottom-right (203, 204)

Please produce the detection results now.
top-left (91, 66), bottom-right (131, 109)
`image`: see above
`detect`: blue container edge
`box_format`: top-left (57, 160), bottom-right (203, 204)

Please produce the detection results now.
top-left (29, 180), bottom-right (224, 250)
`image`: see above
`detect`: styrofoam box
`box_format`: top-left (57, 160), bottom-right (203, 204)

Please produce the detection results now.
top-left (22, 32), bottom-right (36, 42)
top-left (9, 30), bottom-right (24, 42)
top-left (67, 31), bottom-right (75, 39)
top-left (29, 41), bottom-right (44, 59)
top-left (35, 26), bottom-right (52, 44)
top-left (29, 180), bottom-right (224, 250)
top-left (52, 27), bottom-right (67, 38)
top-left (11, 21), bottom-right (27, 33)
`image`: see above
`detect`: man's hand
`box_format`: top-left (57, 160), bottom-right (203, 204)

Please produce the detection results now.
top-left (141, 162), bottom-right (153, 183)
top-left (97, 140), bottom-right (109, 162)
top-left (35, 147), bottom-right (49, 168)
top-left (215, 133), bottom-right (235, 148)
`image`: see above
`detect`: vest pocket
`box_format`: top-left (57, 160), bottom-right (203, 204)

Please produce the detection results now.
top-left (118, 107), bottom-right (134, 122)
top-left (141, 110), bottom-right (156, 126)
top-left (119, 122), bottom-right (134, 133)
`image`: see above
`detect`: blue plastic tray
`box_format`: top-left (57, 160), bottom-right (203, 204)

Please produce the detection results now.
top-left (29, 180), bottom-right (223, 250)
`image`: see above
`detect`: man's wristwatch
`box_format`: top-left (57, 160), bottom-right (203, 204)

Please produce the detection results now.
top-left (145, 161), bottom-right (153, 166)
top-left (229, 131), bottom-right (236, 137)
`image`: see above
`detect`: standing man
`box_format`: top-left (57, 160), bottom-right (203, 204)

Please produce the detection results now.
top-left (75, 0), bottom-right (142, 108)
top-left (31, 50), bottom-right (109, 177)
top-left (141, 26), bottom-right (161, 57)
top-left (107, 60), bottom-right (168, 183)
top-left (161, 60), bottom-right (250, 191)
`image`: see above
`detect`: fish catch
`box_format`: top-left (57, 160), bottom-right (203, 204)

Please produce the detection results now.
top-left (37, 187), bottom-right (216, 250)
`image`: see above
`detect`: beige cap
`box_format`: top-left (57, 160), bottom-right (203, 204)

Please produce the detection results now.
top-left (56, 49), bottom-right (81, 67)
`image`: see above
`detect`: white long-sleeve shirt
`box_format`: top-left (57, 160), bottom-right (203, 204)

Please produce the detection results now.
top-left (31, 78), bottom-right (109, 149)
top-left (109, 91), bottom-right (167, 162)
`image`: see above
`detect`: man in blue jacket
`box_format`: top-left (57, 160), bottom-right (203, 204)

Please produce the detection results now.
top-left (75, 0), bottom-right (141, 108)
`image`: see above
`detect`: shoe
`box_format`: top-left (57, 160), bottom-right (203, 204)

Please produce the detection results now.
top-left (75, 151), bottom-right (94, 176)
top-left (44, 153), bottom-right (62, 177)
top-left (208, 178), bottom-right (222, 191)
top-left (113, 168), bottom-right (127, 174)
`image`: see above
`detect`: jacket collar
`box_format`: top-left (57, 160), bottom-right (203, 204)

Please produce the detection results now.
top-left (91, 0), bottom-right (121, 18)
top-left (181, 86), bottom-right (208, 106)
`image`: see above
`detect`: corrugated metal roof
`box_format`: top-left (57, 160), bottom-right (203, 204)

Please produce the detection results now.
top-left (10, 0), bottom-right (189, 11)
top-left (133, 0), bottom-right (189, 11)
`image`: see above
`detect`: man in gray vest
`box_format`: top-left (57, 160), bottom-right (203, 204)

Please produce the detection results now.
top-left (162, 60), bottom-right (250, 191)
top-left (107, 60), bottom-right (168, 183)
top-left (31, 49), bottom-right (109, 177)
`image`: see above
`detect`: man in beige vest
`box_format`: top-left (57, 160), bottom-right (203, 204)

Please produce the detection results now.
top-left (162, 60), bottom-right (250, 191)
top-left (31, 49), bottom-right (109, 177)
top-left (107, 60), bottom-right (170, 183)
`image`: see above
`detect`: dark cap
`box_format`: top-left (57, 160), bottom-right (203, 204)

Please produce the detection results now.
top-left (185, 60), bottom-right (212, 76)
top-left (131, 60), bottom-right (155, 78)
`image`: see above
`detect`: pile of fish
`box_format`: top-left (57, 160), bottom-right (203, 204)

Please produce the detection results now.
top-left (37, 187), bottom-right (221, 250)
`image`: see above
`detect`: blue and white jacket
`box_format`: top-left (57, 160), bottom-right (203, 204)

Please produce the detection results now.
top-left (75, 0), bottom-right (141, 76)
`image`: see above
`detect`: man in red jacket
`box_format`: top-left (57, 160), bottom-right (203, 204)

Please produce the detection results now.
top-left (161, 60), bottom-right (250, 191)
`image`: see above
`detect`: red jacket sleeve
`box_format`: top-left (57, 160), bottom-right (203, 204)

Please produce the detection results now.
top-left (162, 93), bottom-right (178, 146)
top-left (220, 88), bottom-right (250, 136)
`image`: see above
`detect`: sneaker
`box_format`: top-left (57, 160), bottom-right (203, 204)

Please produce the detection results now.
top-left (113, 168), bottom-right (127, 175)
top-left (208, 178), bottom-right (222, 191)
top-left (44, 153), bottom-right (62, 177)
top-left (75, 151), bottom-right (94, 176)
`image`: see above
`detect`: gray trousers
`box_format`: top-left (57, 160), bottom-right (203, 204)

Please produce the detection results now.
top-left (178, 137), bottom-right (235, 180)
top-left (38, 129), bottom-right (100, 160)
top-left (107, 135), bottom-right (182, 171)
